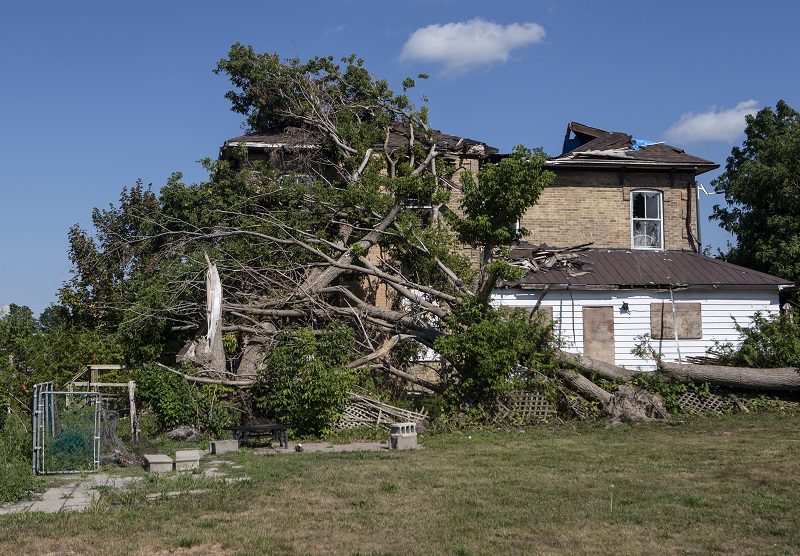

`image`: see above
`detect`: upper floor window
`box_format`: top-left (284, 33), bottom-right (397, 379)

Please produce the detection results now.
top-left (631, 190), bottom-right (663, 249)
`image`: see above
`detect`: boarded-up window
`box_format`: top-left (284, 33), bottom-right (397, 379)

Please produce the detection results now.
top-left (650, 302), bottom-right (702, 339)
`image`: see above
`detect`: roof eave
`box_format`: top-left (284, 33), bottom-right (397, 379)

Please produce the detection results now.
top-left (544, 159), bottom-right (720, 175)
top-left (499, 283), bottom-right (791, 291)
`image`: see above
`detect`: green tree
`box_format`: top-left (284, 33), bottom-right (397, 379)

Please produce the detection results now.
top-left (61, 45), bottom-right (569, 412)
top-left (712, 100), bottom-right (800, 300)
top-left (450, 145), bottom-right (554, 300)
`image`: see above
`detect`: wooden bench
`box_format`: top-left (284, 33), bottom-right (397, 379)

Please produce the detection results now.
top-left (227, 424), bottom-right (295, 448)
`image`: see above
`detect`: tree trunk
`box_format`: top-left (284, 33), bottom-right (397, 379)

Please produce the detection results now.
top-left (557, 369), bottom-right (613, 405)
top-left (556, 350), bottom-right (637, 381)
top-left (660, 362), bottom-right (800, 391)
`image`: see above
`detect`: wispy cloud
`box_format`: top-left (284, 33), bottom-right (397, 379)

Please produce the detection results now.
top-left (324, 24), bottom-right (345, 36)
top-left (399, 18), bottom-right (545, 74)
top-left (665, 100), bottom-right (759, 143)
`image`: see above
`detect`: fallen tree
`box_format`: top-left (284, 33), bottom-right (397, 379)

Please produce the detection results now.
top-left (556, 350), bottom-right (637, 381)
top-left (59, 45), bottom-right (665, 425)
top-left (660, 361), bottom-right (800, 392)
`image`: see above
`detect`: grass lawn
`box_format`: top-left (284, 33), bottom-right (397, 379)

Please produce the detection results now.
top-left (1, 413), bottom-right (799, 555)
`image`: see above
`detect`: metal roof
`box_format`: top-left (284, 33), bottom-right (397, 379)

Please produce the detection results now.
top-left (500, 248), bottom-right (794, 290)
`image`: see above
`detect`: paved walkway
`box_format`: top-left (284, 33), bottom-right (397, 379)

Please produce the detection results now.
top-left (0, 474), bottom-right (141, 515)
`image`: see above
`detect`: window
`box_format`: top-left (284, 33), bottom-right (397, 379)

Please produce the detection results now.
top-left (631, 191), bottom-right (663, 249)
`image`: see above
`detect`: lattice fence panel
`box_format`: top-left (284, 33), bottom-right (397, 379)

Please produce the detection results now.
top-left (677, 392), bottom-right (732, 416)
top-left (495, 391), bottom-right (555, 423)
top-left (337, 393), bottom-right (428, 430)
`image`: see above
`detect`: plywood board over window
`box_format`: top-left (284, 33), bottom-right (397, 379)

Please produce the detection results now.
top-left (583, 306), bottom-right (615, 364)
top-left (650, 302), bottom-right (702, 339)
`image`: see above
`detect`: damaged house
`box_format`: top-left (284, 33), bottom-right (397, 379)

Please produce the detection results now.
top-left (220, 120), bottom-right (794, 372)
top-left (493, 122), bottom-right (794, 369)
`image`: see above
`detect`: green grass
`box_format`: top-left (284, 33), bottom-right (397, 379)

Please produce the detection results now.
top-left (1, 414), bottom-right (799, 555)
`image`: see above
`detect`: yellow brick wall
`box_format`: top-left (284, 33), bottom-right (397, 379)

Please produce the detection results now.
top-left (520, 169), bottom-right (698, 251)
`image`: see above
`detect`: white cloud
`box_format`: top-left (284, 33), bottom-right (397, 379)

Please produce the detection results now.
top-left (665, 100), bottom-right (759, 143)
top-left (400, 18), bottom-right (545, 73)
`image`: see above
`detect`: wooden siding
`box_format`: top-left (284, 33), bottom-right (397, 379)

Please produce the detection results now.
top-left (492, 289), bottom-right (781, 370)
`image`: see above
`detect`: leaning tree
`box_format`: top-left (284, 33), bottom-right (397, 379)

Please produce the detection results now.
top-left (61, 45), bottom-right (659, 422)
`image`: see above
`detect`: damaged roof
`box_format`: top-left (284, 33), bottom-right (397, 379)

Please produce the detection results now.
top-left (500, 247), bottom-right (794, 290)
top-left (223, 122), bottom-right (497, 157)
top-left (548, 121), bottom-right (719, 174)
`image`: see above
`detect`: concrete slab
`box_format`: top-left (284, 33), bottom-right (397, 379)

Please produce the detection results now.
top-left (210, 439), bottom-right (239, 454)
top-left (174, 449), bottom-right (202, 471)
top-left (28, 498), bottom-right (65, 513)
top-left (144, 454), bottom-right (174, 473)
top-left (145, 488), bottom-right (210, 501)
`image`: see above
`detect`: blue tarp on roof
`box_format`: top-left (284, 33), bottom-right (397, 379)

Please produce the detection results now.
top-left (630, 138), bottom-right (661, 151)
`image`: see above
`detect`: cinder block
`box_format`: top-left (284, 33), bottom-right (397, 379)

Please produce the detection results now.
top-left (389, 433), bottom-right (417, 450)
top-left (143, 454), bottom-right (174, 473)
top-left (174, 449), bottom-right (202, 471)
top-left (389, 422), bottom-right (416, 435)
top-left (210, 440), bottom-right (239, 454)
top-left (389, 422), bottom-right (418, 450)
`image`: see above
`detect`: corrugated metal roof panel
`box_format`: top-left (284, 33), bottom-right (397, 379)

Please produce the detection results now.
top-left (501, 249), bottom-right (794, 289)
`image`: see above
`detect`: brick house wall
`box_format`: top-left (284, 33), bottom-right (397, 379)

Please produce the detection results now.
top-left (520, 168), bottom-right (698, 251)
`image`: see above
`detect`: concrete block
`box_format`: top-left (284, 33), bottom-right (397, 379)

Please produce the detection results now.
top-left (389, 433), bottom-right (418, 450)
top-left (174, 449), bottom-right (202, 471)
top-left (210, 439), bottom-right (239, 454)
top-left (389, 422), bottom-right (416, 435)
top-left (143, 454), bottom-right (174, 473)
top-left (389, 422), bottom-right (417, 450)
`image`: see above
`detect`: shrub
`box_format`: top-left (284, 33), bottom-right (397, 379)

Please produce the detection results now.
top-left (135, 365), bottom-right (235, 436)
top-left (252, 324), bottom-right (358, 436)
top-left (0, 418), bottom-right (39, 504)
top-left (714, 309), bottom-right (800, 368)
top-left (434, 301), bottom-right (558, 410)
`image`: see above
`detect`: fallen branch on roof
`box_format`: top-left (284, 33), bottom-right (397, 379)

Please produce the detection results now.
top-left (500, 242), bottom-right (593, 276)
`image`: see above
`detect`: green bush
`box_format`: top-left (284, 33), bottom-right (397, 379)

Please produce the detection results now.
top-left (0, 418), bottom-right (39, 504)
top-left (715, 309), bottom-right (800, 368)
top-left (252, 324), bottom-right (358, 436)
top-left (628, 373), bottom-right (711, 414)
top-left (434, 301), bottom-right (557, 409)
top-left (135, 365), bottom-right (235, 436)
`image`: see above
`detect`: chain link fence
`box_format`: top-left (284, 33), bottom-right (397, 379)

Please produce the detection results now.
top-left (32, 382), bottom-right (100, 474)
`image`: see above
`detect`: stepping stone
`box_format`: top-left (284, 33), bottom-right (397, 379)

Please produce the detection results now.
top-left (145, 488), bottom-right (210, 501)
top-left (144, 454), bottom-right (174, 473)
top-left (223, 476), bottom-right (251, 484)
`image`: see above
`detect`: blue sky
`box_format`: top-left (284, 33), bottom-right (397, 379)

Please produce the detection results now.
top-left (1, 1), bottom-right (798, 314)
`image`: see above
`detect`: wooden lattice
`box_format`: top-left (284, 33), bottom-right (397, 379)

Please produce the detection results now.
top-left (337, 392), bottom-right (428, 430)
top-left (677, 392), bottom-right (732, 415)
top-left (494, 391), bottom-right (554, 423)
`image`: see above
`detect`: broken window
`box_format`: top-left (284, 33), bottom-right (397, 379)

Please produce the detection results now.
top-left (650, 302), bottom-right (702, 339)
top-left (631, 190), bottom-right (663, 249)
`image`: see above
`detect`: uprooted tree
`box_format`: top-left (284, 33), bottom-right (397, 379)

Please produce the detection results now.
top-left (58, 45), bottom-right (662, 429)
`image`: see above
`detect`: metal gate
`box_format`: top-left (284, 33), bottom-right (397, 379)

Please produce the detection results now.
top-left (32, 382), bottom-right (100, 474)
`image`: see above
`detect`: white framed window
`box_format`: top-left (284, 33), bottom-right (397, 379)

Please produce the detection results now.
top-left (631, 190), bottom-right (663, 249)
